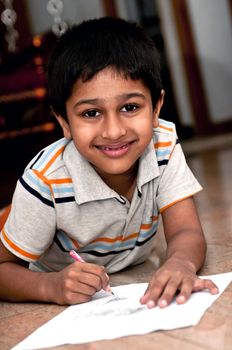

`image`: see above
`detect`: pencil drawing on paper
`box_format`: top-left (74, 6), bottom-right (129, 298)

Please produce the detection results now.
top-left (74, 298), bottom-right (146, 319)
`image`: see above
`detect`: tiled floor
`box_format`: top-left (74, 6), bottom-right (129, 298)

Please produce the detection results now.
top-left (182, 132), bottom-right (232, 156)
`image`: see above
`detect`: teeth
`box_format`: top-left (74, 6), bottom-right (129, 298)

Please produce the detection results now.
top-left (100, 144), bottom-right (128, 151)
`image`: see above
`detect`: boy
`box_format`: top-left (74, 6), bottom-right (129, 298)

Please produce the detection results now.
top-left (0, 17), bottom-right (218, 308)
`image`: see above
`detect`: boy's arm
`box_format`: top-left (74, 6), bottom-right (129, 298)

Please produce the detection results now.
top-left (140, 197), bottom-right (218, 308)
top-left (0, 240), bottom-right (110, 305)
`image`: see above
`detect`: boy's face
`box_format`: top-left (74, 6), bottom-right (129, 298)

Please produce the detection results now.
top-left (57, 68), bottom-right (163, 182)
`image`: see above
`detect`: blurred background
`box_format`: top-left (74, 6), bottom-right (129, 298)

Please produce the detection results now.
top-left (0, 0), bottom-right (232, 209)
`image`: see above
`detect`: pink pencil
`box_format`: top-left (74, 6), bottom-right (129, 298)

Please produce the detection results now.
top-left (69, 249), bottom-right (85, 262)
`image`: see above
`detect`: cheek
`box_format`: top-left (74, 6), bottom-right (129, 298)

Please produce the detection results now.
top-left (70, 125), bottom-right (95, 150)
top-left (133, 115), bottom-right (154, 135)
top-left (136, 117), bottom-right (154, 146)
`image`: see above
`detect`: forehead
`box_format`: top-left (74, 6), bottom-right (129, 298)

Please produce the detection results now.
top-left (69, 67), bottom-right (150, 101)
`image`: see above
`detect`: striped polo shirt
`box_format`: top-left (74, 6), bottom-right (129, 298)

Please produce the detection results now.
top-left (1, 119), bottom-right (202, 273)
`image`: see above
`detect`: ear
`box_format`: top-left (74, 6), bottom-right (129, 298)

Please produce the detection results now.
top-left (153, 90), bottom-right (165, 128)
top-left (55, 114), bottom-right (72, 139)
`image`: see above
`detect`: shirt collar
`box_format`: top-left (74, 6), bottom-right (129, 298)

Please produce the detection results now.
top-left (137, 139), bottom-right (160, 192)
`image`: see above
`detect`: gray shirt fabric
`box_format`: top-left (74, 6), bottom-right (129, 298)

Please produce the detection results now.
top-left (1, 119), bottom-right (202, 273)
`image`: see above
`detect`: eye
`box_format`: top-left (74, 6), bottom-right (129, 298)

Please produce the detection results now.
top-left (121, 104), bottom-right (139, 112)
top-left (82, 109), bottom-right (101, 118)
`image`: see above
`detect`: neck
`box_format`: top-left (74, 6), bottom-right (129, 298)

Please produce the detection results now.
top-left (97, 163), bottom-right (138, 202)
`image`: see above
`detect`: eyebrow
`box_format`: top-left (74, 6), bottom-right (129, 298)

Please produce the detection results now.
top-left (73, 92), bottom-right (146, 109)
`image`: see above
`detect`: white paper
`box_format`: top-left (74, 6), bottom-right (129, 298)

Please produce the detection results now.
top-left (11, 272), bottom-right (232, 350)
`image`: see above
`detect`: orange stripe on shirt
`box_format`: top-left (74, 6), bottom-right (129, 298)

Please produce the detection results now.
top-left (33, 170), bottom-right (72, 198)
top-left (2, 228), bottom-right (40, 260)
top-left (33, 169), bottom-right (55, 198)
top-left (92, 232), bottom-right (139, 244)
top-left (91, 219), bottom-right (159, 244)
top-left (48, 178), bottom-right (72, 184)
top-left (140, 216), bottom-right (158, 230)
top-left (33, 169), bottom-right (50, 185)
top-left (154, 141), bottom-right (172, 149)
top-left (158, 124), bottom-right (173, 132)
top-left (159, 193), bottom-right (201, 213)
top-left (41, 146), bottom-right (65, 175)
top-left (140, 223), bottom-right (152, 230)
top-left (71, 238), bottom-right (80, 249)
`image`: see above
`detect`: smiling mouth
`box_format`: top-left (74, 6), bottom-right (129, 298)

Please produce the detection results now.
top-left (95, 141), bottom-right (134, 151)
top-left (95, 141), bottom-right (135, 157)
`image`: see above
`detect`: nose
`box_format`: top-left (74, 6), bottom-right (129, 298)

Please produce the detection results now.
top-left (101, 114), bottom-right (126, 140)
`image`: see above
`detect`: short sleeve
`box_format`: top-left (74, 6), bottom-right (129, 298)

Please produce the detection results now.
top-left (0, 168), bottom-right (56, 262)
top-left (156, 142), bottom-right (202, 212)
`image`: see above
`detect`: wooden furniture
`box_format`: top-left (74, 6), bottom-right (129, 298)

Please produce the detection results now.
top-left (0, 31), bottom-right (57, 140)
top-left (0, 30), bottom-right (60, 207)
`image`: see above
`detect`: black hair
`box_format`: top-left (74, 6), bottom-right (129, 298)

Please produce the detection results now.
top-left (47, 17), bottom-right (162, 119)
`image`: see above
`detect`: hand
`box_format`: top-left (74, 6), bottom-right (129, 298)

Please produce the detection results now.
top-left (140, 257), bottom-right (219, 308)
top-left (46, 261), bottom-right (110, 305)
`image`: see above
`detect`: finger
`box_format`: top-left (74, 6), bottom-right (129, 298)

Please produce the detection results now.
top-left (61, 278), bottom-right (96, 305)
top-left (77, 262), bottom-right (110, 290)
top-left (175, 278), bottom-right (194, 304)
top-left (68, 264), bottom-right (103, 293)
top-left (157, 277), bottom-right (182, 308)
top-left (140, 277), bottom-right (169, 307)
top-left (77, 273), bottom-right (103, 293)
top-left (193, 278), bottom-right (219, 294)
top-left (94, 265), bottom-right (110, 291)
top-left (102, 271), bottom-right (111, 292)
